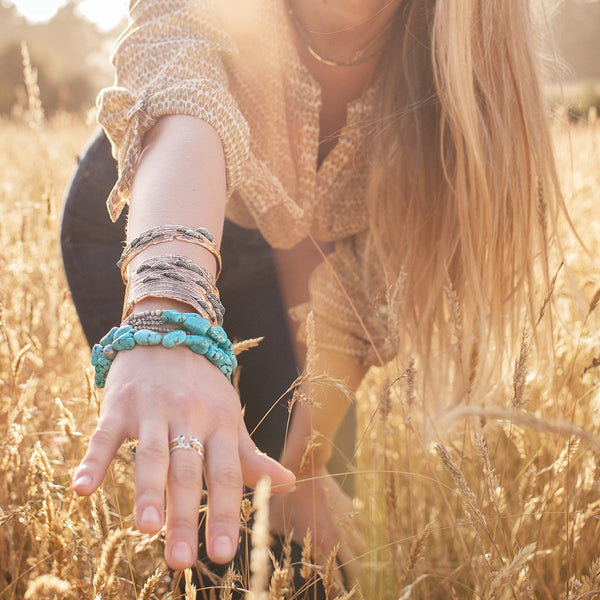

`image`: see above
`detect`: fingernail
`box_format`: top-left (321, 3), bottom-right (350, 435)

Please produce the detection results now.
top-left (212, 535), bottom-right (234, 561)
top-left (141, 506), bottom-right (162, 528)
top-left (73, 474), bottom-right (92, 490)
top-left (171, 541), bottom-right (193, 566)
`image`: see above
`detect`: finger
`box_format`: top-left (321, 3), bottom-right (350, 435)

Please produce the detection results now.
top-left (337, 532), bottom-right (361, 587)
top-left (165, 437), bottom-right (205, 570)
top-left (341, 514), bottom-right (369, 558)
top-left (135, 419), bottom-right (169, 533)
top-left (239, 426), bottom-right (295, 494)
top-left (73, 415), bottom-right (126, 496)
top-left (204, 432), bottom-right (243, 564)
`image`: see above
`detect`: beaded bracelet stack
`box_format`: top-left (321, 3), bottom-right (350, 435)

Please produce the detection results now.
top-left (91, 310), bottom-right (237, 388)
top-left (123, 254), bottom-right (224, 325)
top-left (118, 225), bottom-right (222, 280)
top-left (91, 225), bottom-right (237, 388)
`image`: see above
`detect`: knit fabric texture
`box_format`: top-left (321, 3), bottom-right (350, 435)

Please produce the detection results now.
top-left (97, 0), bottom-right (390, 366)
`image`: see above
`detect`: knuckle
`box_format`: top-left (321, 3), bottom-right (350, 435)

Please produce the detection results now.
top-left (169, 516), bottom-right (201, 534)
top-left (137, 437), bottom-right (169, 462)
top-left (213, 464), bottom-right (242, 491)
top-left (90, 423), bottom-right (120, 448)
top-left (212, 402), bottom-right (241, 424)
top-left (170, 461), bottom-right (203, 488)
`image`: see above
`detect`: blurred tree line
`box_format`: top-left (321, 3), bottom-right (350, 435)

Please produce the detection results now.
top-left (554, 0), bottom-right (600, 81)
top-left (0, 0), bottom-right (598, 117)
top-left (0, 0), bottom-right (121, 116)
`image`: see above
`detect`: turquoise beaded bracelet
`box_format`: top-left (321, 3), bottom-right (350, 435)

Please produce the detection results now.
top-left (91, 310), bottom-right (237, 388)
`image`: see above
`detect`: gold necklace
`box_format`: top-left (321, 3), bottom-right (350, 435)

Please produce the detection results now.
top-left (285, 0), bottom-right (395, 67)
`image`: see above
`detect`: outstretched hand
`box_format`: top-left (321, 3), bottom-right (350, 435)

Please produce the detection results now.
top-left (73, 344), bottom-right (295, 569)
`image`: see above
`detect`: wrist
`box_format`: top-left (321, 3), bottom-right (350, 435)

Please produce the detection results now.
top-left (280, 404), bottom-right (334, 474)
top-left (281, 434), bottom-right (333, 475)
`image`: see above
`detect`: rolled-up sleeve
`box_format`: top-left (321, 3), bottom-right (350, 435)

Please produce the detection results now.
top-left (97, 0), bottom-right (250, 221)
top-left (306, 233), bottom-right (394, 367)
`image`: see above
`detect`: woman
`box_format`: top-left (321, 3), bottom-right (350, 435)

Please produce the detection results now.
top-left (64, 0), bottom-right (561, 589)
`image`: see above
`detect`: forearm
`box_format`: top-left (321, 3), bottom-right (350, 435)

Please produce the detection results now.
top-left (281, 349), bottom-right (367, 473)
top-left (127, 114), bottom-right (227, 280)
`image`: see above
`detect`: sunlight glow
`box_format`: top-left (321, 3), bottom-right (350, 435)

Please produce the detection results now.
top-left (8, 0), bottom-right (128, 31)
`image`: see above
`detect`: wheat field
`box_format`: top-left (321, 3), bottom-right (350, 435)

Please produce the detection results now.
top-left (1, 109), bottom-right (600, 599)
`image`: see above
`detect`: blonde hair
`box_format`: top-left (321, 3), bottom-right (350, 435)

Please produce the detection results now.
top-left (366, 0), bottom-right (562, 393)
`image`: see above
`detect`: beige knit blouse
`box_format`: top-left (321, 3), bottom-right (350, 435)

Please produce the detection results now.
top-left (98, 0), bottom-right (390, 366)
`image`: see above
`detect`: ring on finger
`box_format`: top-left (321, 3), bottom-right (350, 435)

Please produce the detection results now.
top-left (169, 435), bottom-right (205, 460)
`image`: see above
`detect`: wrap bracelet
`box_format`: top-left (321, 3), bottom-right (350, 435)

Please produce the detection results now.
top-left (118, 225), bottom-right (222, 281)
top-left (91, 310), bottom-right (237, 388)
top-left (122, 254), bottom-right (224, 325)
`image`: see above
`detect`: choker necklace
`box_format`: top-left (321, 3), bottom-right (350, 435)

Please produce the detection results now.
top-left (285, 0), bottom-right (395, 67)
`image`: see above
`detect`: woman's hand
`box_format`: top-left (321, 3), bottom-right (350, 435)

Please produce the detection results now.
top-left (72, 344), bottom-right (295, 569)
top-left (269, 462), bottom-right (365, 588)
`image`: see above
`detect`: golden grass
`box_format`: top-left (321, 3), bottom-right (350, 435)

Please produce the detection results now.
top-left (1, 112), bottom-right (600, 599)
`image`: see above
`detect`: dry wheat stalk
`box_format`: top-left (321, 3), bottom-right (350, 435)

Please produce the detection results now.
top-left (401, 522), bottom-right (431, 588)
top-left (475, 433), bottom-right (502, 517)
top-left (435, 443), bottom-right (488, 532)
top-left (24, 574), bottom-right (71, 599)
top-left (440, 406), bottom-right (600, 453)
top-left (300, 529), bottom-right (314, 582)
top-left (299, 434), bottom-right (321, 473)
top-left (20, 41), bottom-right (45, 128)
top-left (268, 536), bottom-right (293, 599)
top-left (233, 337), bottom-right (264, 356)
top-left (485, 542), bottom-right (536, 600)
top-left (91, 489), bottom-right (111, 542)
top-left (396, 574), bottom-right (428, 600)
top-left (248, 477), bottom-right (272, 600)
top-left (184, 568), bottom-right (197, 600)
top-left (403, 358), bottom-right (416, 411)
top-left (511, 329), bottom-right (530, 409)
top-left (138, 567), bottom-right (165, 600)
top-left (322, 543), bottom-right (340, 600)
top-left (220, 565), bottom-right (242, 600)
top-left (92, 528), bottom-right (131, 597)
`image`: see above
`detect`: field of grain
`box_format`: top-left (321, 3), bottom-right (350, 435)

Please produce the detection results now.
top-left (0, 111), bottom-right (600, 599)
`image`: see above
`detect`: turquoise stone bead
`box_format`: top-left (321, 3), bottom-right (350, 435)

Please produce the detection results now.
top-left (113, 325), bottom-right (133, 340)
top-left (92, 310), bottom-right (236, 388)
top-left (99, 326), bottom-right (119, 347)
top-left (94, 372), bottom-right (106, 388)
top-left (161, 310), bottom-right (186, 324)
top-left (96, 356), bottom-right (111, 374)
top-left (91, 344), bottom-right (104, 366)
top-left (206, 346), bottom-right (226, 366)
top-left (184, 334), bottom-right (210, 354)
top-left (207, 326), bottom-right (227, 344)
top-left (162, 330), bottom-right (187, 348)
top-left (182, 314), bottom-right (211, 335)
top-left (112, 332), bottom-right (136, 351)
top-left (134, 329), bottom-right (163, 346)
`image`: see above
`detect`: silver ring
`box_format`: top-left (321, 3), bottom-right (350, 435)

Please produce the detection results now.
top-left (169, 435), bottom-right (205, 459)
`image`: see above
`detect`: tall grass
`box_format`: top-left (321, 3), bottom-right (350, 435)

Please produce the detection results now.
top-left (0, 108), bottom-right (599, 598)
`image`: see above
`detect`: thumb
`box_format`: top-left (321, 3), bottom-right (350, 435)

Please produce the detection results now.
top-left (238, 425), bottom-right (295, 493)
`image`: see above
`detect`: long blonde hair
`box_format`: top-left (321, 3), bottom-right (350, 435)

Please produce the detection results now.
top-left (366, 0), bottom-right (562, 393)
